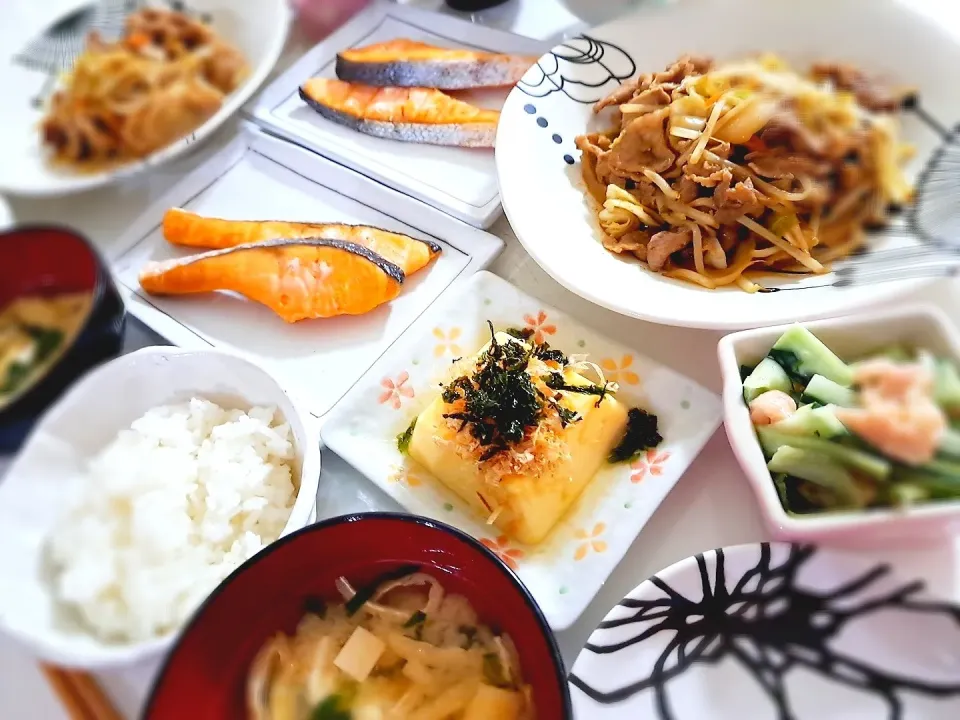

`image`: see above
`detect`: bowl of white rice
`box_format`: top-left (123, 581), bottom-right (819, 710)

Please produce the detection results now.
top-left (0, 346), bottom-right (321, 669)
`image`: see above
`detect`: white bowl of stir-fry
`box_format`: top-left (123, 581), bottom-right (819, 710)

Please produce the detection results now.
top-left (144, 513), bottom-right (571, 720)
top-left (719, 305), bottom-right (960, 545)
top-left (0, 0), bottom-right (291, 197)
top-left (497, 0), bottom-right (956, 328)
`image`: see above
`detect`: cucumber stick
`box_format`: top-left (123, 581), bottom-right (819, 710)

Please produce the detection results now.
top-left (767, 447), bottom-right (866, 508)
top-left (890, 468), bottom-right (960, 499)
top-left (867, 345), bottom-right (914, 363)
top-left (803, 375), bottom-right (856, 407)
top-left (768, 325), bottom-right (853, 386)
top-left (743, 357), bottom-right (792, 403)
top-left (756, 428), bottom-right (891, 480)
top-left (938, 427), bottom-right (960, 459)
top-left (768, 404), bottom-right (847, 439)
top-left (888, 483), bottom-right (929, 506)
top-left (934, 359), bottom-right (960, 414)
top-left (920, 455), bottom-right (960, 478)
top-left (915, 351), bottom-right (960, 415)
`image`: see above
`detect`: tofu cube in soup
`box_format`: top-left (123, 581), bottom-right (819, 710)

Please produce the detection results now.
top-left (333, 626), bottom-right (386, 682)
top-left (463, 683), bottom-right (525, 720)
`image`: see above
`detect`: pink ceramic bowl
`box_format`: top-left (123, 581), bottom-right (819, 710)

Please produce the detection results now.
top-left (718, 305), bottom-right (960, 547)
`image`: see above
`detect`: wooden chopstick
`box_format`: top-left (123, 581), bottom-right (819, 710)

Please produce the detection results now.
top-left (39, 664), bottom-right (123, 720)
top-left (39, 665), bottom-right (90, 720)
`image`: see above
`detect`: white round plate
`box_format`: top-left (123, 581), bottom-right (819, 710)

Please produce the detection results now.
top-left (570, 543), bottom-right (960, 719)
top-left (496, 0), bottom-right (957, 329)
top-left (0, 0), bottom-right (291, 198)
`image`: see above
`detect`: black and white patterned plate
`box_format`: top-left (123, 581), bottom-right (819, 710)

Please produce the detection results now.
top-left (495, 0), bottom-right (960, 329)
top-left (570, 543), bottom-right (960, 719)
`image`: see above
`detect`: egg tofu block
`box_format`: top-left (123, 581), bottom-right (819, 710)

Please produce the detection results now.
top-left (408, 333), bottom-right (629, 545)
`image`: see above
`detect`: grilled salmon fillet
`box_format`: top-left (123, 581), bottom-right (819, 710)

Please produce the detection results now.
top-left (299, 77), bottom-right (499, 148)
top-left (336, 38), bottom-right (535, 90)
top-left (161, 208), bottom-right (441, 276)
top-left (139, 237), bottom-right (404, 322)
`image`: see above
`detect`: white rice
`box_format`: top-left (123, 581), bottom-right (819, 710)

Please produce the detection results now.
top-left (48, 397), bottom-right (298, 643)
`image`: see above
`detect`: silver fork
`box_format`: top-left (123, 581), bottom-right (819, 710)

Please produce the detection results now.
top-left (826, 120), bottom-right (960, 287)
top-left (832, 243), bottom-right (960, 287)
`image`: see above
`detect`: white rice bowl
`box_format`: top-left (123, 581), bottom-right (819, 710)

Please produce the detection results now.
top-left (50, 398), bottom-right (297, 644)
top-left (0, 347), bottom-right (321, 669)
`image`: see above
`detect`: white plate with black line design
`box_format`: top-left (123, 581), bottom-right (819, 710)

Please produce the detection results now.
top-left (0, 0), bottom-right (290, 197)
top-left (250, 0), bottom-right (546, 229)
top-left (570, 542), bottom-right (960, 719)
top-left (495, 0), bottom-right (957, 329)
top-left (108, 125), bottom-right (504, 418)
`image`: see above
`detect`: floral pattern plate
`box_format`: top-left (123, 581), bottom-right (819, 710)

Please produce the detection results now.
top-left (321, 271), bottom-right (721, 629)
top-left (570, 543), bottom-right (960, 718)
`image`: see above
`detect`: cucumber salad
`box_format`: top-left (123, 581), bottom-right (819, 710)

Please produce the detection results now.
top-left (741, 325), bottom-right (960, 514)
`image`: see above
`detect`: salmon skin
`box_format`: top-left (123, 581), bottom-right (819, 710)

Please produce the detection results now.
top-left (299, 78), bottom-right (498, 148)
top-left (336, 39), bottom-right (536, 90)
top-left (139, 238), bottom-right (404, 323)
top-left (162, 208), bottom-right (442, 276)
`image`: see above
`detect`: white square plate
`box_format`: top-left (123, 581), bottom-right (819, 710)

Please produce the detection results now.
top-left (250, 0), bottom-right (545, 228)
top-left (321, 271), bottom-right (722, 629)
top-left (109, 128), bottom-right (503, 418)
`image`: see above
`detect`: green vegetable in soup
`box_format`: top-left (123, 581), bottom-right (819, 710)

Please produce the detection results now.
top-left (482, 652), bottom-right (510, 688)
top-left (311, 694), bottom-right (352, 720)
top-left (403, 611), bottom-right (427, 629)
top-left (345, 565), bottom-right (421, 616)
top-left (0, 362), bottom-right (32, 395)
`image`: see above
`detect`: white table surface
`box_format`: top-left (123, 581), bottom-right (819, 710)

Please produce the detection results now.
top-left (3, 1), bottom-right (960, 717)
